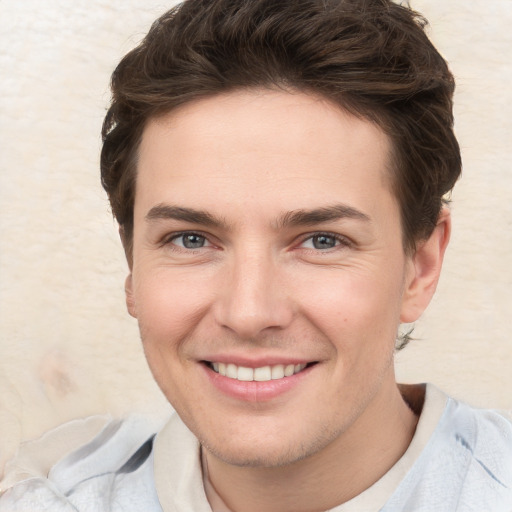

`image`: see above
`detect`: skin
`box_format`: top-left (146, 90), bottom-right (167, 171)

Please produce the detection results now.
top-left (125, 89), bottom-right (450, 512)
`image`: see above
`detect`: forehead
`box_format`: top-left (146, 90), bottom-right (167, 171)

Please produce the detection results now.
top-left (135, 89), bottom-right (395, 223)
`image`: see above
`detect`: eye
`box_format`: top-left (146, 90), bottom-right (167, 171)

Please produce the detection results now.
top-left (170, 232), bottom-right (210, 249)
top-left (300, 233), bottom-right (347, 250)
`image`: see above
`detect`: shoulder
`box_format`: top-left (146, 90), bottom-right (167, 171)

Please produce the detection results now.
top-left (386, 386), bottom-right (512, 512)
top-left (440, 393), bottom-right (512, 469)
top-left (0, 415), bottom-right (165, 512)
top-left (441, 395), bottom-right (512, 490)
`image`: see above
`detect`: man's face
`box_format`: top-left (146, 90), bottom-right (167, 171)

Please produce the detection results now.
top-left (127, 89), bottom-right (417, 467)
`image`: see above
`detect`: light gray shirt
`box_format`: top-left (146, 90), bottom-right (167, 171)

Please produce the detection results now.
top-left (1, 385), bottom-right (511, 511)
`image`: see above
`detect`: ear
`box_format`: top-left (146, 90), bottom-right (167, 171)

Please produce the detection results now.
top-left (400, 207), bottom-right (451, 323)
top-left (125, 274), bottom-right (138, 318)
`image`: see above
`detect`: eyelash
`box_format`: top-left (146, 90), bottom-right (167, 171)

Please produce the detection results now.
top-left (161, 231), bottom-right (212, 251)
top-left (161, 230), bottom-right (352, 252)
top-left (298, 232), bottom-right (352, 251)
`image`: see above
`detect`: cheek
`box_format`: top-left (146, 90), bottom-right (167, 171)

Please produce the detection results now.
top-left (299, 267), bottom-right (403, 321)
top-left (133, 270), bottom-right (214, 405)
top-left (293, 267), bottom-right (404, 354)
top-left (133, 268), bottom-right (214, 342)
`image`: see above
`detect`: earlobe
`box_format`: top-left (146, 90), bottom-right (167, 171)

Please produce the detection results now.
top-left (400, 207), bottom-right (451, 323)
top-left (125, 274), bottom-right (137, 318)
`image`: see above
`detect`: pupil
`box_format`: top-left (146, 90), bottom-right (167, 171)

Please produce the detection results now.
top-left (313, 235), bottom-right (336, 249)
top-left (183, 234), bottom-right (205, 249)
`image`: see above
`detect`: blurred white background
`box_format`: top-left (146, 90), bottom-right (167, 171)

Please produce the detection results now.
top-left (0, 0), bottom-right (511, 469)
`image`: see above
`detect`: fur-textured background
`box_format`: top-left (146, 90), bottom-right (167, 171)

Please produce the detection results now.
top-left (1, 0), bottom-right (511, 471)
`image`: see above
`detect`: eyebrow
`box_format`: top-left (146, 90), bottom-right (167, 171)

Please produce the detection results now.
top-left (145, 204), bottom-right (229, 229)
top-left (277, 204), bottom-right (370, 228)
top-left (145, 203), bottom-right (370, 230)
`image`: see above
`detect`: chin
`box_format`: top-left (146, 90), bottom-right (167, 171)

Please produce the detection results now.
top-left (199, 422), bottom-right (338, 468)
top-left (203, 441), bottom-right (307, 468)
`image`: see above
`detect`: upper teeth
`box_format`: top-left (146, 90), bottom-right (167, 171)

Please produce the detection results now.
top-left (212, 362), bottom-right (307, 382)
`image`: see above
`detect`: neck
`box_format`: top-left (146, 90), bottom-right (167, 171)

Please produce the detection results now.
top-left (203, 380), bottom-right (419, 512)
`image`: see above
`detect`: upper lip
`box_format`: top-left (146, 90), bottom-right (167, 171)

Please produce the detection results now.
top-left (199, 353), bottom-right (317, 367)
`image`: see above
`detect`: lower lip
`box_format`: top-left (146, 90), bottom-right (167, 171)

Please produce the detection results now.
top-left (202, 364), bottom-right (314, 402)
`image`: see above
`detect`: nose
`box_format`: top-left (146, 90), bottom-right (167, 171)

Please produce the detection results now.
top-left (213, 249), bottom-right (294, 339)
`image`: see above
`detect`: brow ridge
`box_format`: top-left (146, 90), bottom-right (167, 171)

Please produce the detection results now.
top-left (145, 203), bottom-right (370, 230)
top-left (277, 204), bottom-right (370, 228)
top-left (145, 204), bottom-right (228, 229)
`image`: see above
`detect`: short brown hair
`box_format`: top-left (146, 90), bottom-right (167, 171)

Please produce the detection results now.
top-left (101, 0), bottom-right (461, 262)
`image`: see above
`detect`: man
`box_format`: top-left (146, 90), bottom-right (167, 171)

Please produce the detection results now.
top-left (1, 0), bottom-right (511, 510)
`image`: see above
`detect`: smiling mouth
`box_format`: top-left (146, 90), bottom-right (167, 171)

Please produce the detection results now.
top-left (204, 361), bottom-right (316, 382)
